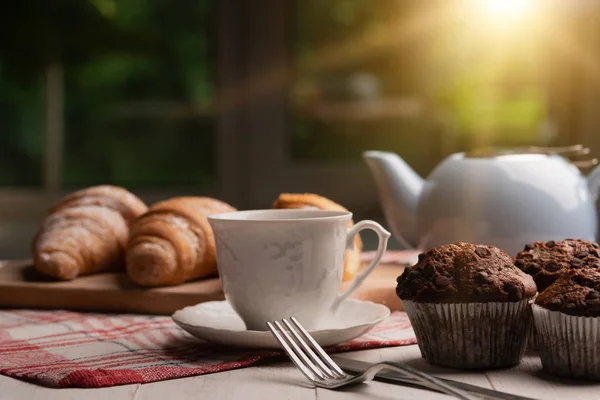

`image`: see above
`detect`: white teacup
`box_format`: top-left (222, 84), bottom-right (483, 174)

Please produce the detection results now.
top-left (208, 209), bottom-right (390, 331)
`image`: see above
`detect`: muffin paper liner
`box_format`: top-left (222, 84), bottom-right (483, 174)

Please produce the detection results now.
top-left (402, 299), bottom-right (531, 369)
top-left (527, 324), bottom-right (538, 351)
top-left (532, 304), bottom-right (600, 380)
top-left (527, 296), bottom-right (538, 352)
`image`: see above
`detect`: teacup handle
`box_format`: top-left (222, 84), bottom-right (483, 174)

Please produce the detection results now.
top-left (330, 220), bottom-right (391, 312)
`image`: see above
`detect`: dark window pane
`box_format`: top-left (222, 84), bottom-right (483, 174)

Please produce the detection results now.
top-left (63, 0), bottom-right (216, 189)
top-left (0, 67), bottom-right (44, 187)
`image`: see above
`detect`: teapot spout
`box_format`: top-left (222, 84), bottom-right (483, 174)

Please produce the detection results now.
top-left (587, 163), bottom-right (600, 201)
top-left (363, 151), bottom-right (424, 249)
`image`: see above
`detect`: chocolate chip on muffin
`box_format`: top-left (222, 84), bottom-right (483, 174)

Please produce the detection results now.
top-left (514, 239), bottom-right (600, 292)
top-left (396, 242), bottom-right (536, 303)
top-left (535, 268), bottom-right (600, 317)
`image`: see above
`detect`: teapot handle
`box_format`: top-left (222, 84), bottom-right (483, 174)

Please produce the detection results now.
top-left (587, 163), bottom-right (600, 201)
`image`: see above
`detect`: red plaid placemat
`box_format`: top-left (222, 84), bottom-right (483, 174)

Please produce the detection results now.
top-left (0, 309), bottom-right (416, 388)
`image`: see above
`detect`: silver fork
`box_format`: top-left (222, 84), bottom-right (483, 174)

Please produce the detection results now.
top-left (267, 317), bottom-right (476, 399)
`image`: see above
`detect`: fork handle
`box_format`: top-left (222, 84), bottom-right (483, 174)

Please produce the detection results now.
top-left (371, 362), bottom-right (477, 400)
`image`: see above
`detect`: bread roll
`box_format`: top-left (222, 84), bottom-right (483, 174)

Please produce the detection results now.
top-left (272, 193), bottom-right (362, 281)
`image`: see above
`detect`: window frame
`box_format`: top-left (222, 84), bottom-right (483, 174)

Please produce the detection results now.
top-left (230, 0), bottom-right (450, 213)
top-left (0, 2), bottom-right (242, 224)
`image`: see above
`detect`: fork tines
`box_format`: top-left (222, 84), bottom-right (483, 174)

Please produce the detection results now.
top-left (267, 317), bottom-right (345, 382)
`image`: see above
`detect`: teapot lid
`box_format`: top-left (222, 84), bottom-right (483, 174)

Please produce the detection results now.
top-left (466, 144), bottom-right (597, 168)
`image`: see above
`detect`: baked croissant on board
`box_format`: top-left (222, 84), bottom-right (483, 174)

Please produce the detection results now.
top-left (272, 193), bottom-right (363, 282)
top-left (125, 196), bottom-right (236, 287)
top-left (32, 185), bottom-right (148, 280)
top-left (49, 185), bottom-right (149, 224)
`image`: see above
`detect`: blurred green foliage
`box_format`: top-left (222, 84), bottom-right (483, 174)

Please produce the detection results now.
top-left (429, 11), bottom-right (549, 148)
top-left (291, 0), bottom-right (551, 169)
top-left (0, 0), bottom-right (552, 188)
top-left (0, 66), bottom-right (44, 186)
top-left (0, 0), bottom-right (215, 188)
top-left (291, 0), bottom-right (441, 175)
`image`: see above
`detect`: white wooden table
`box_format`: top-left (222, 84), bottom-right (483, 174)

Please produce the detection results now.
top-left (2, 344), bottom-right (598, 400)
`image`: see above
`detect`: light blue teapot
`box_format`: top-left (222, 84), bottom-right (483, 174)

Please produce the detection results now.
top-left (364, 146), bottom-right (600, 256)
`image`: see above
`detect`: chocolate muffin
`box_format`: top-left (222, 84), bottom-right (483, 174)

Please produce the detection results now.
top-left (396, 243), bottom-right (536, 369)
top-left (536, 268), bottom-right (600, 317)
top-left (515, 239), bottom-right (600, 292)
top-left (533, 269), bottom-right (600, 380)
top-left (397, 243), bottom-right (536, 303)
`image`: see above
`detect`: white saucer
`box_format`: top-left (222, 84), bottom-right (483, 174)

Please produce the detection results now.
top-left (172, 299), bottom-right (390, 349)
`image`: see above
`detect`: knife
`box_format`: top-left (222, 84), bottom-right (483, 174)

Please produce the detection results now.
top-left (331, 356), bottom-right (539, 400)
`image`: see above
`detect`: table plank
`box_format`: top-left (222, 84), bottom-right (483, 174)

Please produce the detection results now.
top-left (316, 383), bottom-right (453, 399)
top-left (0, 348), bottom-right (471, 400)
top-left (0, 375), bottom-right (138, 400)
top-left (134, 356), bottom-right (455, 400)
top-left (2, 340), bottom-right (597, 399)
top-left (335, 344), bottom-right (494, 390)
top-left (133, 364), bottom-right (314, 400)
top-left (485, 350), bottom-right (600, 400)
top-left (316, 352), bottom-right (455, 400)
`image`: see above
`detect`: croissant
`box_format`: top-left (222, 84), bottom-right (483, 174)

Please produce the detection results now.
top-left (33, 185), bottom-right (148, 280)
top-left (272, 193), bottom-right (363, 281)
top-left (126, 196), bottom-right (236, 287)
top-left (49, 185), bottom-right (148, 224)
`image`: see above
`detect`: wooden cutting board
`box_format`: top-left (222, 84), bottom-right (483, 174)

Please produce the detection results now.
top-left (0, 260), bottom-right (406, 315)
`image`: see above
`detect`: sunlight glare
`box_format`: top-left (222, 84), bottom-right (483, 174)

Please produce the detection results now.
top-left (480, 0), bottom-right (535, 22)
